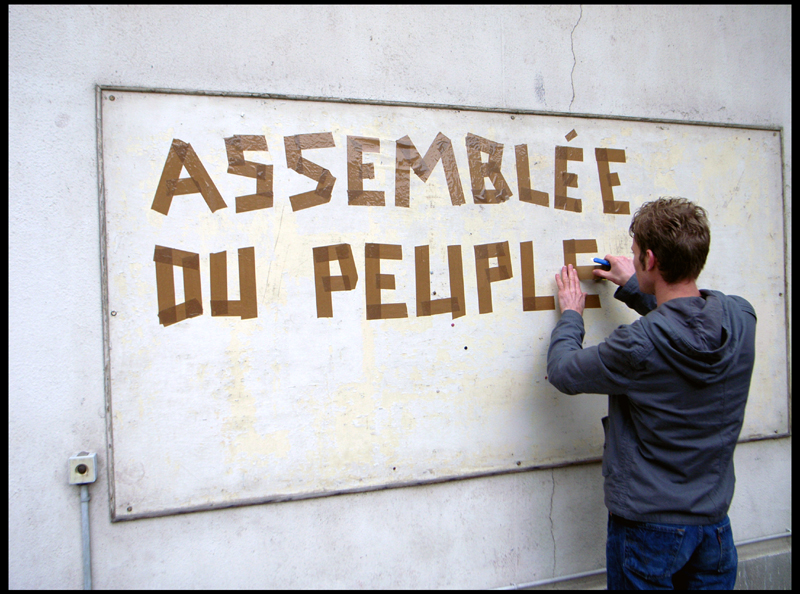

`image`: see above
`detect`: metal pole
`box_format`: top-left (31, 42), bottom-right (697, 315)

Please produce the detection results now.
top-left (80, 485), bottom-right (92, 590)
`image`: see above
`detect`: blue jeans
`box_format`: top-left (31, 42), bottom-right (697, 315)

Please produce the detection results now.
top-left (606, 512), bottom-right (738, 590)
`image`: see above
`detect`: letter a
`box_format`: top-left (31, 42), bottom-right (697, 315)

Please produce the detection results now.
top-left (151, 139), bottom-right (227, 215)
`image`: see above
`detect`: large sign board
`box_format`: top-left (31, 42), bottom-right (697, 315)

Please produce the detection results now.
top-left (99, 89), bottom-right (788, 520)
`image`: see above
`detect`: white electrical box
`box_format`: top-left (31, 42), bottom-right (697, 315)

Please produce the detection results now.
top-left (68, 452), bottom-right (97, 485)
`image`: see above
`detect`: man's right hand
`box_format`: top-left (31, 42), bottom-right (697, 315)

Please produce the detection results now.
top-left (593, 254), bottom-right (635, 287)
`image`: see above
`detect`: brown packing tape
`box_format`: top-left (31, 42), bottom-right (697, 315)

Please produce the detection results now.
top-left (562, 239), bottom-right (601, 308)
top-left (414, 245), bottom-right (431, 315)
top-left (209, 248), bottom-right (258, 319)
top-left (585, 295), bottom-right (601, 308)
top-left (519, 241), bottom-right (555, 311)
top-left (290, 171), bottom-right (335, 211)
top-left (156, 298), bottom-right (202, 327)
top-left (151, 139), bottom-right (227, 215)
top-left (522, 295), bottom-right (557, 311)
top-left (565, 129), bottom-right (578, 142)
top-left (514, 144), bottom-right (549, 207)
top-left (563, 239), bottom-right (599, 276)
top-left (346, 193), bottom-right (384, 205)
top-left (474, 242), bottom-right (506, 260)
top-left (322, 272), bottom-right (356, 292)
top-left (335, 243), bottom-right (353, 262)
top-left (439, 135), bottom-right (467, 206)
top-left (225, 135), bottom-right (268, 165)
top-left (595, 148), bottom-right (626, 162)
top-left (465, 133), bottom-right (512, 204)
top-left (572, 239), bottom-right (598, 252)
top-left (153, 245), bottom-right (203, 327)
top-left (209, 251), bottom-right (229, 315)
top-left (486, 266), bottom-right (511, 282)
top-left (474, 241), bottom-right (513, 314)
top-left (365, 243), bottom-right (408, 320)
top-left (447, 245), bottom-right (466, 319)
top-left (554, 145), bottom-right (583, 213)
top-left (167, 178), bottom-right (200, 195)
top-left (224, 135), bottom-right (274, 213)
top-left (151, 143), bottom-right (186, 215)
top-left (328, 245), bottom-right (357, 290)
top-left (563, 172), bottom-right (578, 187)
top-left (393, 133), bottom-right (466, 207)
top-left (394, 136), bottom-right (414, 208)
top-left (313, 244), bottom-right (358, 318)
top-left (284, 132), bottom-right (337, 212)
top-left (376, 274), bottom-right (396, 290)
top-left (414, 245), bottom-right (466, 319)
top-left (347, 136), bottom-right (385, 206)
top-left (237, 247), bottom-right (258, 319)
top-left (557, 146), bottom-right (584, 160)
top-left (465, 133), bottom-right (488, 202)
top-left (595, 147), bottom-right (630, 215)
top-left (236, 190), bottom-right (271, 213)
top-left (185, 298), bottom-right (203, 317)
top-left (153, 245), bottom-right (200, 268)
top-left (154, 261), bottom-right (175, 321)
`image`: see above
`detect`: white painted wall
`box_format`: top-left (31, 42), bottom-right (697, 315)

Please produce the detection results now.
top-left (9, 5), bottom-right (791, 589)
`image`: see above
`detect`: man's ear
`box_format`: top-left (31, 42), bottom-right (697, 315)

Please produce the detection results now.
top-left (645, 249), bottom-right (658, 272)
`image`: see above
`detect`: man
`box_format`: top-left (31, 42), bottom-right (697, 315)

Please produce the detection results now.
top-left (547, 197), bottom-right (757, 590)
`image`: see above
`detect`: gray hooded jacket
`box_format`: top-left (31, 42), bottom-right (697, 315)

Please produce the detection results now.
top-left (547, 274), bottom-right (757, 524)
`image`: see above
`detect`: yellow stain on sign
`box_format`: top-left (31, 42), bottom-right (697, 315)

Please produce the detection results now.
top-left (222, 334), bottom-right (291, 470)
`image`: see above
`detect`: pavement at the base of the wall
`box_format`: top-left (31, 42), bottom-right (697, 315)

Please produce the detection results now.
top-left (507, 533), bottom-right (792, 590)
top-left (732, 534), bottom-right (792, 591)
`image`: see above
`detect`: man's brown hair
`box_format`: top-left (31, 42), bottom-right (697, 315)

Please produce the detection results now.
top-left (629, 197), bottom-right (710, 284)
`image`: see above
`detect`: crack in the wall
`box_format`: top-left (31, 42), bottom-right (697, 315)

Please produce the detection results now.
top-left (569, 5), bottom-right (583, 111)
top-left (549, 469), bottom-right (556, 576)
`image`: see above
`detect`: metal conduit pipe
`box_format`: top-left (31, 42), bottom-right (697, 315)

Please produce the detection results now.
top-left (80, 485), bottom-right (92, 590)
top-left (494, 530), bottom-right (792, 590)
top-left (69, 452), bottom-right (97, 590)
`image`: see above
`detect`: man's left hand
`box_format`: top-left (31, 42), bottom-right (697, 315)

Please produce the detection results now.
top-left (555, 264), bottom-right (586, 315)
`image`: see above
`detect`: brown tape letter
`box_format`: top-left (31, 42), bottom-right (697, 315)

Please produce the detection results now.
top-left (595, 148), bottom-right (629, 215)
top-left (209, 247), bottom-right (258, 319)
top-left (151, 139), bottom-right (227, 215)
top-left (394, 133), bottom-right (466, 207)
top-left (284, 132), bottom-right (336, 212)
top-left (415, 245), bottom-right (466, 319)
top-left (365, 243), bottom-right (408, 320)
top-left (554, 146), bottom-right (583, 213)
top-left (520, 241), bottom-right (555, 311)
top-left (224, 135), bottom-right (273, 213)
top-left (474, 241), bottom-right (513, 314)
top-left (153, 245), bottom-right (203, 326)
top-left (313, 244), bottom-right (358, 318)
top-left (465, 133), bottom-right (513, 204)
top-left (347, 136), bottom-right (385, 206)
top-left (515, 144), bottom-right (549, 207)
top-left (562, 239), bottom-right (601, 308)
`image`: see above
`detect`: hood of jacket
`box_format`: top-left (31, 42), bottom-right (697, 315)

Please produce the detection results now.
top-left (640, 290), bottom-right (756, 385)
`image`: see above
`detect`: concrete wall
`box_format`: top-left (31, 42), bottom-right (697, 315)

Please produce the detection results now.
top-left (9, 5), bottom-right (791, 589)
